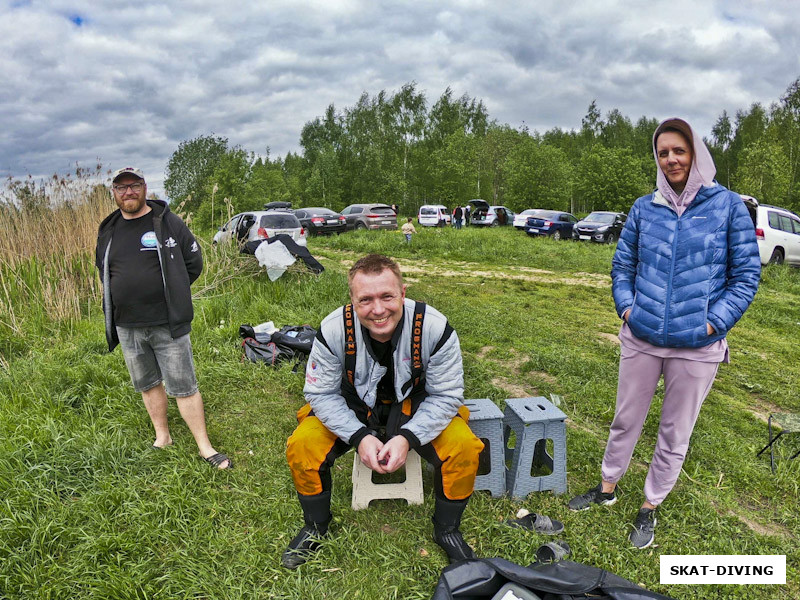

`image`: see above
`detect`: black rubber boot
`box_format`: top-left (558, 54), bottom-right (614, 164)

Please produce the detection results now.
top-left (281, 491), bottom-right (332, 569)
top-left (432, 496), bottom-right (476, 563)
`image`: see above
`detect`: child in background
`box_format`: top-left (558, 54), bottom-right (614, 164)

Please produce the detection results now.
top-left (401, 217), bottom-right (417, 243)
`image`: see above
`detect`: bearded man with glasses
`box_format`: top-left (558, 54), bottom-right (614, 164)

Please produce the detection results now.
top-left (95, 167), bottom-right (232, 470)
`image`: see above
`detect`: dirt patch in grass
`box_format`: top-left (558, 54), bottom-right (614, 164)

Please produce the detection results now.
top-left (735, 512), bottom-right (791, 538)
top-left (505, 348), bottom-right (527, 373)
top-left (529, 370), bottom-right (557, 384)
top-left (597, 332), bottom-right (620, 345)
top-left (516, 266), bottom-right (558, 274)
top-left (747, 396), bottom-right (785, 423)
top-left (479, 347), bottom-right (556, 395)
top-left (396, 260), bottom-right (610, 288)
top-left (317, 253), bottom-right (610, 288)
top-left (477, 346), bottom-right (495, 359)
top-left (477, 346), bottom-right (523, 371)
top-left (710, 499), bottom-right (792, 538)
top-left (567, 418), bottom-right (605, 437)
top-left (746, 410), bottom-right (770, 424)
top-left (491, 376), bottom-right (537, 399)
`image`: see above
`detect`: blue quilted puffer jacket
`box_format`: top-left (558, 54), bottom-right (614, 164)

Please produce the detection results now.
top-left (612, 184), bottom-right (760, 348)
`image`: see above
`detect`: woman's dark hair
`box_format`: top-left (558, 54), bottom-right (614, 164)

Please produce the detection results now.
top-left (655, 125), bottom-right (692, 149)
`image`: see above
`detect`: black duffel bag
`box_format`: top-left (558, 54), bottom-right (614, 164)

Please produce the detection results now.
top-left (432, 558), bottom-right (675, 600)
top-left (240, 324), bottom-right (316, 368)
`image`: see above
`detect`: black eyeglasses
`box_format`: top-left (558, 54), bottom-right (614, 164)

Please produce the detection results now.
top-left (113, 182), bottom-right (145, 193)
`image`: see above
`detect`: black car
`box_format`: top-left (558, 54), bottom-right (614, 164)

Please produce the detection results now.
top-left (572, 211), bottom-right (627, 243)
top-left (294, 207), bottom-right (347, 235)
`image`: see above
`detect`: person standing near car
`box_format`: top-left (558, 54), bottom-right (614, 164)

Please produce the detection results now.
top-left (453, 205), bottom-right (463, 229)
top-left (95, 167), bottom-right (232, 470)
top-left (567, 119), bottom-right (760, 548)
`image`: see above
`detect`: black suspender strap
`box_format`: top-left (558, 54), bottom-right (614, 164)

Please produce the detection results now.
top-left (345, 300), bottom-right (427, 400)
top-left (410, 301), bottom-right (426, 390)
top-left (343, 303), bottom-right (357, 385)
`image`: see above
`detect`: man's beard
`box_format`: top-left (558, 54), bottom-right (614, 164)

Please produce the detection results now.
top-left (118, 197), bottom-right (145, 214)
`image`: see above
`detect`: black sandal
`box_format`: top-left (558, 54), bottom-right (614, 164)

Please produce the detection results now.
top-left (203, 452), bottom-right (233, 470)
top-left (506, 512), bottom-right (564, 535)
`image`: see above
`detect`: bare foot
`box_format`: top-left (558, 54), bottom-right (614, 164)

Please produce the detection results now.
top-left (153, 436), bottom-right (173, 449)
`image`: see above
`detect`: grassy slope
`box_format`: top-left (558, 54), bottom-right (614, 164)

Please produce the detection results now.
top-left (0, 226), bottom-right (797, 599)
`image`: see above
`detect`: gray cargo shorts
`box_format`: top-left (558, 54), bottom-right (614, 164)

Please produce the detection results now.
top-left (116, 325), bottom-right (198, 397)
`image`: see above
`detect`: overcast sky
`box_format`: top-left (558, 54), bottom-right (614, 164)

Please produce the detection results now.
top-left (2, 0), bottom-right (799, 197)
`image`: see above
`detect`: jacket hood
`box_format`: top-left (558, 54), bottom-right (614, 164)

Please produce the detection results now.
top-left (653, 118), bottom-right (716, 211)
top-left (147, 198), bottom-right (169, 215)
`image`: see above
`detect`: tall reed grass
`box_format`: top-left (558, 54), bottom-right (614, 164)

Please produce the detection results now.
top-left (0, 169), bottom-right (115, 359)
top-left (0, 171), bottom-right (268, 362)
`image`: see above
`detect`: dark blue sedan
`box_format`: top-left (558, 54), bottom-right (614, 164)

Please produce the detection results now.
top-left (524, 210), bottom-right (578, 241)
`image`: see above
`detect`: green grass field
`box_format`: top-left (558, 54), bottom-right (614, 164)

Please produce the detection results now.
top-left (1, 225), bottom-right (798, 599)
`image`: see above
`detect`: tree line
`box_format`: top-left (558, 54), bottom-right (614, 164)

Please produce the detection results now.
top-left (164, 78), bottom-right (800, 227)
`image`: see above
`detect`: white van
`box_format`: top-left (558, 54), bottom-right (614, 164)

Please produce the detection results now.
top-left (418, 204), bottom-right (451, 227)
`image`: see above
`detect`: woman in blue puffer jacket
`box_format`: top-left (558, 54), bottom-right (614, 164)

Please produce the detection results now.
top-left (568, 118), bottom-right (761, 549)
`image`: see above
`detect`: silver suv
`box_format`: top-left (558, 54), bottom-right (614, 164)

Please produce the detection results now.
top-left (468, 199), bottom-right (514, 227)
top-left (341, 203), bottom-right (397, 231)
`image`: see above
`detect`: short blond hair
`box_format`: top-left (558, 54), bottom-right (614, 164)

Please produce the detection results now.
top-left (348, 254), bottom-right (403, 290)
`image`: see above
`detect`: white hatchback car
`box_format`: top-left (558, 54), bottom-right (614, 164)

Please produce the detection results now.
top-left (744, 196), bottom-right (800, 265)
top-left (513, 209), bottom-right (542, 229)
top-left (213, 203), bottom-right (307, 247)
top-left (417, 204), bottom-right (451, 227)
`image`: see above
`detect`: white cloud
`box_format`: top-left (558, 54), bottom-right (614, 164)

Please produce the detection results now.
top-left (1, 0), bottom-right (799, 196)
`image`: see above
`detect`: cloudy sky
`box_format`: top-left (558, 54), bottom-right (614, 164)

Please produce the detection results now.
top-left (2, 0), bottom-right (799, 197)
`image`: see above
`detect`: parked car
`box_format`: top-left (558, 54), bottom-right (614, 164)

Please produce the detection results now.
top-left (742, 195), bottom-right (800, 265)
top-left (524, 210), bottom-right (578, 240)
top-left (572, 211), bottom-right (627, 243)
top-left (469, 199), bottom-right (514, 227)
top-left (294, 207), bottom-right (346, 235)
top-left (340, 203), bottom-right (398, 231)
top-left (213, 202), bottom-right (307, 247)
top-left (513, 209), bottom-right (545, 229)
top-left (417, 204), bottom-right (451, 227)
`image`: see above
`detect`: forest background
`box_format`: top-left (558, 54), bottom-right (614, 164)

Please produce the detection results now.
top-left (144, 76), bottom-right (800, 231)
top-left (7, 77), bottom-right (800, 229)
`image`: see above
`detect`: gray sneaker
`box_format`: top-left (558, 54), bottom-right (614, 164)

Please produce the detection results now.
top-left (567, 483), bottom-right (617, 511)
top-left (629, 508), bottom-right (657, 549)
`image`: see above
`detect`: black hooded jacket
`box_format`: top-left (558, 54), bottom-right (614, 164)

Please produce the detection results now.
top-left (95, 200), bottom-right (202, 351)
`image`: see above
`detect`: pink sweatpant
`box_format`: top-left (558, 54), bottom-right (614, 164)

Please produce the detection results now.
top-left (601, 349), bottom-right (719, 506)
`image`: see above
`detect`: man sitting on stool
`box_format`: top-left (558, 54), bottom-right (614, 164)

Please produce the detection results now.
top-left (283, 254), bottom-right (483, 568)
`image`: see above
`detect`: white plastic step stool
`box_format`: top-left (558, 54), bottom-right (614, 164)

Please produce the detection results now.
top-left (351, 449), bottom-right (424, 510)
